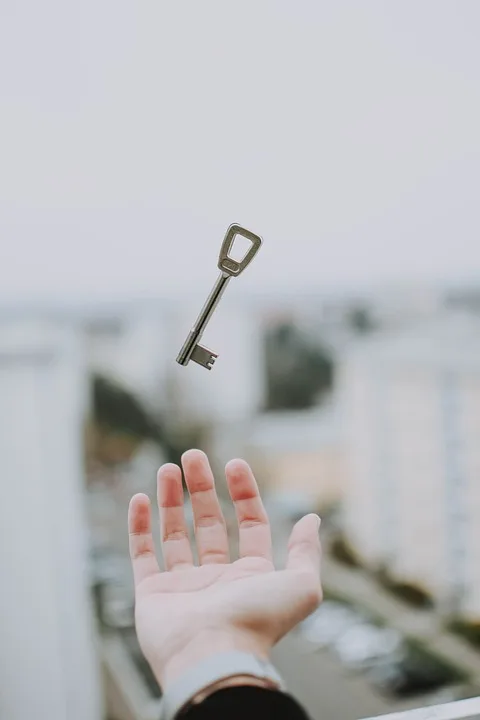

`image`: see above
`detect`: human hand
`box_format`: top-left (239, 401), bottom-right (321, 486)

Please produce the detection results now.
top-left (128, 449), bottom-right (322, 690)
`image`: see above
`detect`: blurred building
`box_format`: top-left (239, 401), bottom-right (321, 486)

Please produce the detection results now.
top-left (446, 285), bottom-right (480, 315)
top-left (294, 285), bottom-right (444, 365)
top-left (0, 317), bottom-right (102, 720)
top-left (83, 297), bottom-right (266, 429)
top-left (339, 312), bottom-right (480, 619)
top-left (84, 300), bottom-right (172, 414)
top-left (365, 284), bottom-right (443, 329)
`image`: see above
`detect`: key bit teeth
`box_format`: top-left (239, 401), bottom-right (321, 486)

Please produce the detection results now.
top-left (191, 343), bottom-right (218, 370)
top-left (205, 355), bottom-right (216, 370)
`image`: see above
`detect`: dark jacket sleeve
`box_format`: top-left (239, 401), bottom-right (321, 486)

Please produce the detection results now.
top-left (180, 685), bottom-right (311, 720)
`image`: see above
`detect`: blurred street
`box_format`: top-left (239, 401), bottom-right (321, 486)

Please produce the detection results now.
top-left (274, 633), bottom-right (409, 720)
top-left (269, 517), bottom-right (445, 720)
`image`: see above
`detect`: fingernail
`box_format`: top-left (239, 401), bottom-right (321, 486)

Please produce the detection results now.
top-left (314, 514), bottom-right (321, 531)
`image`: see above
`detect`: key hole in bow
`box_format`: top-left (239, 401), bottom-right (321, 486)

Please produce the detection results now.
top-left (229, 234), bottom-right (251, 263)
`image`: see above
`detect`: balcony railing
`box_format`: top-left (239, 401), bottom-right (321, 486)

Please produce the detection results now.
top-left (362, 696), bottom-right (480, 720)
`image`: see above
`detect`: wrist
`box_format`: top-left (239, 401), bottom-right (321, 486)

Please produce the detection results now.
top-left (159, 650), bottom-right (286, 720)
top-left (154, 627), bottom-right (270, 690)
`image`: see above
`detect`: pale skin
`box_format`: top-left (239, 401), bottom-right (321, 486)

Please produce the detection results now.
top-left (128, 449), bottom-right (323, 690)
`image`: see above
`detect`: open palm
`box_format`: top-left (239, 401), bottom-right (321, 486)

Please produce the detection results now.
top-left (128, 450), bottom-right (322, 687)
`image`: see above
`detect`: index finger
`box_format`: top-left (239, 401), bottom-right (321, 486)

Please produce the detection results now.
top-left (158, 463), bottom-right (194, 571)
top-left (128, 493), bottom-right (161, 586)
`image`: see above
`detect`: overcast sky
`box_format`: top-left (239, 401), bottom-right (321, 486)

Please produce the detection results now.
top-left (1, 1), bottom-right (479, 304)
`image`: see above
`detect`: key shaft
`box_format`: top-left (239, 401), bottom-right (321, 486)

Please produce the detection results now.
top-left (176, 272), bottom-right (230, 366)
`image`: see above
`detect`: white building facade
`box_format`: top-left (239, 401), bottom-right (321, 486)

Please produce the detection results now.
top-left (340, 314), bottom-right (480, 619)
top-left (0, 317), bottom-right (102, 720)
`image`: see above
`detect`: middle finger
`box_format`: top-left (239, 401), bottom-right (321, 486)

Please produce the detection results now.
top-left (182, 449), bottom-right (229, 564)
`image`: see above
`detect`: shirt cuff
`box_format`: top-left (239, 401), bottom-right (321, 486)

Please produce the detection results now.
top-left (160, 651), bottom-right (286, 720)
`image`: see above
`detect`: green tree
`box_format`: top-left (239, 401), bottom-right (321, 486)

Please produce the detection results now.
top-left (92, 374), bottom-right (162, 442)
top-left (347, 305), bottom-right (375, 334)
top-left (264, 321), bottom-right (333, 411)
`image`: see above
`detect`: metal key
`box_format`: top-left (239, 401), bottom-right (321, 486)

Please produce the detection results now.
top-left (176, 223), bottom-right (262, 370)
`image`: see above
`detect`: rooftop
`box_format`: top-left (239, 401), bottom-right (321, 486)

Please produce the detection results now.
top-left (347, 312), bottom-right (480, 371)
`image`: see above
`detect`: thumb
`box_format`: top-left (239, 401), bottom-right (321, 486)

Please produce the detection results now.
top-left (226, 514), bottom-right (323, 644)
top-left (286, 513), bottom-right (322, 579)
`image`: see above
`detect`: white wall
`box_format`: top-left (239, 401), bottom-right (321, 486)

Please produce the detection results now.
top-left (387, 367), bottom-right (445, 595)
top-left (0, 318), bottom-right (102, 720)
top-left (113, 306), bottom-right (171, 408)
top-left (85, 303), bottom-right (171, 412)
top-left (453, 372), bottom-right (480, 618)
top-left (341, 356), bottom-right (382, 564)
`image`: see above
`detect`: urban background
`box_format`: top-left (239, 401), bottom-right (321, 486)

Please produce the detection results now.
top-left (1, 3), bottom-right (480, 720)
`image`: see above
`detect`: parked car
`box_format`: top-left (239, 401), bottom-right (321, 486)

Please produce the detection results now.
top-left (368, 644), bottom-right (462, 698)
top-left (89, 546), bottom-right (134, 629)
top-left (334, 623), bottom-right (402, 670)
top-left (299, 600), bottom-right (361, 647)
